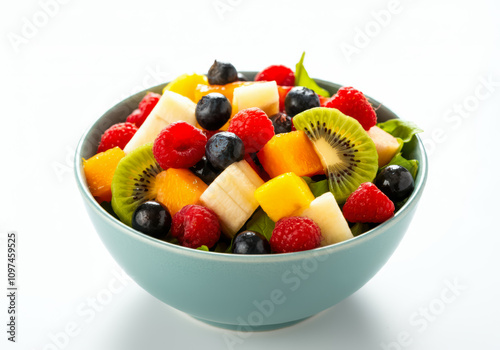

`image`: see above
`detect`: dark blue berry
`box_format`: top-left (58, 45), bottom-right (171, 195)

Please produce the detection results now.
top-left (285, 86), bottom-right (320, 117)
top-left (270, 112), bottom-right (292, 134)
top-left (190, 156), bottom-right (221, 185)
top-left (205, 132), bottom-right (244, 170)
top-left (237, 72), bottom-right (249, 81)
top-left (375, 165), bottom-right (414, 202)
top-left (232, 231), bottom-right (271, 254)
top-left (207, 60), bottom-right (238, 85)
top-left (195, 93), bottom-right (232, 130)
top-left (132, 201), bottom-right (171, 239)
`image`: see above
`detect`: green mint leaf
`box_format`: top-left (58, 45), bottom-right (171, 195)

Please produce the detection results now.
top-left (196, 245), bottom-right (209, 251)
top-left (302, 176), bottom-right (329, 197)
top-left (245, 208), bottom-right (275, 241)
top-left (350, 223), bottom-right (371, 237)
top-left (377, 119), bottom-right (423, 143)
top-left (295, 52), bottom-right (331, 97)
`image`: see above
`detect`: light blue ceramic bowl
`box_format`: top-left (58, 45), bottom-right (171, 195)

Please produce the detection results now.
top-left (75, 73), bottom-right (428, 331)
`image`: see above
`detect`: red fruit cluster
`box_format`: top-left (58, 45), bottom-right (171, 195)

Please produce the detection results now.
top-left (97, 122), bottom-right (138, 153)
top-left (342, 182), bottom-right (395, 223)
top-left (228, 107), bottom-right (274, 154)
top-left (270, 217), bottom-right (321, 253)
top-left (153, 121), bottom-right (207, 169)
top-left (324, 87), bottom-right (376, 130)
top-left (126, 92), bottom-right (161, 127)
top-left (255, 65), bottom-right (295, 86)
top-left (171, 205), bottom-right (221, 249)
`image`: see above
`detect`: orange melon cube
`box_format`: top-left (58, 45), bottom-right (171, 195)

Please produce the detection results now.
top-left (83, 147), bottom-right (126, 203)
top-left (257, 131), bottom-right (324, 178)
top-left (155, 168), bottom-right (208, 216)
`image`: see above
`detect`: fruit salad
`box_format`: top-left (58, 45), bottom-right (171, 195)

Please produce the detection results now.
top-left (82, 53), bottom-right (422, 254)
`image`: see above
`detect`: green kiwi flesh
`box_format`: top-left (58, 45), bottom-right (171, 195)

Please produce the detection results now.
top-left (111, 143), bottom-right (163, 226)
top-left (293, 107), bottom-right (378, 204)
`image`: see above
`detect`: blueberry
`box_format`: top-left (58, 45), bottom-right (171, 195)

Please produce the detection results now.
top-left (285, 86), bottom-right (320, 117)
top-left (375, 165), bottom-right (415, 202)
top-left (132, 201), bottom-right (171, 239)
top-left (196, 93), bottom-right (232, 130)
top-left (232, 231), bottom-right (271, 254)
top-left (190, 156), bottom-right (221, 185)
top-left (237, 72), bottom-right (249, 81)
top-left (207, 60), bottom-right (238, 85)
top-left (269, 112), bottom-right (292, 134)
top-left (205, 132), bottom-right (244, 170)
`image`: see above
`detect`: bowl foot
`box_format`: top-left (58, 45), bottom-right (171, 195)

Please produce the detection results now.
top-left (192, 316), bottom-right (311, 332)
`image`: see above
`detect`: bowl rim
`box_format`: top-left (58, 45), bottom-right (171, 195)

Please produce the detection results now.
top-left (74, 75), bottom-right (428, 263)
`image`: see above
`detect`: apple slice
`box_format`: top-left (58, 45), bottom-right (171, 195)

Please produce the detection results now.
top-left (232, 81), bottom-right (279, 116)
top-left (367, 126), bottom-right (401, 167)
top-left (300, 192), bottom-right (353, 246)
top-left (123, 91), bottom-right (197, 153)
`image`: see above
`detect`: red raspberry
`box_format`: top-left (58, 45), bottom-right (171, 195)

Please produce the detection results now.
top-left (97, 122), bottom-right (138, 153)
top-left (126, 109), bottom-right (143, 126)
top-left (228, 108), bottom-right (274, 154)
top-left (342, 183), bottom-right (395, 223)
top-left (255, 65), bottom-right (295, 86)
top-left (171, 205), bottom-right (221, 249)
top-left (277, 85), bottom-right (293, 113)
top-left (270, 217), bottom-right (321, 253)
top-left (126, 92), bottom-right (161, 127)
top-left (153, 121), bottom-right (207, 169)
top-left (324, 87), bottom-right (376, 130)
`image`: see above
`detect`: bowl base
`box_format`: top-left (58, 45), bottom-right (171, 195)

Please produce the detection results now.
top-left (192, 316), bottom-right (311, 332)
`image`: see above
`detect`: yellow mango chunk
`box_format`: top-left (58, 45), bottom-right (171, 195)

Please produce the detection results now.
top-left (163, 73), bottom-right (208, 102)
top-left (254, 172), bottom-right (315, 222)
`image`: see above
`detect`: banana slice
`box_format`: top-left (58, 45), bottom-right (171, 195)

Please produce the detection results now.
top-left (215, 162), bottom-right (261, 214)
top-left (199, 181), bottom-right (248, 238)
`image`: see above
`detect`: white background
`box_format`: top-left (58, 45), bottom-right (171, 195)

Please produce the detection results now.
top-left (1, 0), bottom-right (500, 349)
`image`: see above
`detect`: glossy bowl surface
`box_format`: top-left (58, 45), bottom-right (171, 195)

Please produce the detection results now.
top-left (75, 73), bottom-right (428, 331)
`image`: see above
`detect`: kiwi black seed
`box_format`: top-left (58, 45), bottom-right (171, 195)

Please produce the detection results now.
top-left (111, 143), bottom-right (163, 226)
top-left (293, 107), bottom-right (378, 204)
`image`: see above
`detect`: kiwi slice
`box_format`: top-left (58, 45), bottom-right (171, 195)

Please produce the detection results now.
top-left (293, 107), bottom-right (378, 204)
top-left (111, 143), bottom-right (163, 226)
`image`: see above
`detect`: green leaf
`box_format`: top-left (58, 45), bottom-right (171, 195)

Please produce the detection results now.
top-left (350, 223), bottom-right (371, 237)
top-left (196, 245), bottom-right (209, 251)
top-left (302, 177), bottom-right (329, 197)
top-left (245, 208), bottom-right (275, 241)
top-left (295, 52), bottom-right (331, 97)
top-left (377, 119), bottom-right (423, 143)
top-left (382, 153), bottom-right (419, 180)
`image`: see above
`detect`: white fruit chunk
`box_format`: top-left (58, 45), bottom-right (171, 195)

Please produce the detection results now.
top-left (233, 81), bottom-right (279, 116)
top-left (216, 161), bottom-right (264, 214)
top-left (300, 192), bottom-right (353, 246)
top-left (199, 160), bottom-right (264, 238)
top-left (199, 181), bottom-right (248, 237)
top-left (123, 91), bottom-right (197, 153)
top-left (367, 126), bottom-right (401, 167)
